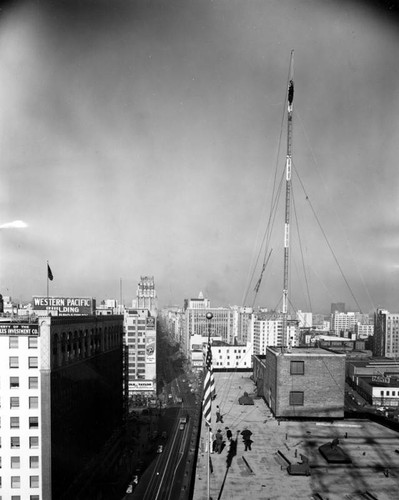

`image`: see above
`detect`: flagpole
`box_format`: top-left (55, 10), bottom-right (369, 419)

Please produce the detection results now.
top-left (205, 311), bottom-right (213, 500)
top-left (47, 260), bottom-right (49, 302)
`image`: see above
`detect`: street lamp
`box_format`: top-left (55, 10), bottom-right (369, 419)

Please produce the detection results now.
top-left (206, 312), bottom-right (213, 341)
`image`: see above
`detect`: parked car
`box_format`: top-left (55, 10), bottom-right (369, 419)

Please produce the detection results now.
top-left (157, 445), bottom-right (163, 454)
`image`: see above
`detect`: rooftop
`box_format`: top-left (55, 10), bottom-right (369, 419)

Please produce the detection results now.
top-left (267, 346), bottom-right (345, 356)
top-left (193, 371), bottom-right (399, 500)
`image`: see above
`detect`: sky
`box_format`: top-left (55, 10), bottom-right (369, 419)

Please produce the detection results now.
top-left (0, 0), bottom-right (398, 314)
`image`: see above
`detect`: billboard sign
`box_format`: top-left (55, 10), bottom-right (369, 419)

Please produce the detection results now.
top-left (0, 324), bottom-right (39, 336)
top-left (146, 335), bottom-right (156, 363)
top-left (32, 296), bottom-right (95, 316)
top-left (128, 380), bottom-right (154, 391)
top-left (146, 317), bottom-right (155, 329)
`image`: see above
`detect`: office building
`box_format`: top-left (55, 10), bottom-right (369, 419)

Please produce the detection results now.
top-left (124, 309), bottom-right (157, 398)
top-left (0, 314), bottom-right (124, 500)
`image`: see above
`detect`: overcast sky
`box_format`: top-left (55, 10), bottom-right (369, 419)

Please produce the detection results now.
top-left (1, 0), bottom-right (398, 314)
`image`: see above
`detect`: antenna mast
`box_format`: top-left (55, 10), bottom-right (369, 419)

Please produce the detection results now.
top-left (282, 50), bottom-right (294, 348)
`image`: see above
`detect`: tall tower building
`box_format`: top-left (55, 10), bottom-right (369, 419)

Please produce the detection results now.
top-left (133, 276), bottom-right (158, 317)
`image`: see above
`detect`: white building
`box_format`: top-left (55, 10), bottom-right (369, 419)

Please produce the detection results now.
top-left (124, 309), bottom-right (157, 397)
top-left (252, 312), bottom-right (299, 355)
top-left (296, 310), bottom-right (312, 328)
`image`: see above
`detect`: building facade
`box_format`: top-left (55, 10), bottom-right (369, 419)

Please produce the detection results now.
top-left (132, 276), bottom-right (158, 317)
top-left (373, 308), bottom-right (399, 358)
top-left (253, 347), bottom-right (345, 418)
top-left (0, 314), bottom-right (124, 500)
top-left (124, 309), bottom-right (157, 398)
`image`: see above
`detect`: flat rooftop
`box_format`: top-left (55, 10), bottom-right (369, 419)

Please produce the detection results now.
top-left (193, 371), bottom-right (399, 500)
top-left (267, 346), bottom-right (345, 356)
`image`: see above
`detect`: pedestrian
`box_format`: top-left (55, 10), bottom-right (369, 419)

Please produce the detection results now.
top-left (241, 427), bottom-right (253, 451)
top-left (205, 428), bottom-right (214, 454)
top-left (225, 427), bottom-right (232, 440)
top-left (216, 405), bottom-right (224, 423)
top-left (215, 429), bottom-right (223, 454)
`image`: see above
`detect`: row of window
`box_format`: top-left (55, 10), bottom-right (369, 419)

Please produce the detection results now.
top-left (0, 475), bottom-right (39, 488)
top-left (8, 337), bottom-right (38, 349)
top-left (1, 436), bottom-right (39, 448)
top-left (214, 362), bottom-right (248, 366)
top-left (380, 390), bottom-right (398, 396)
top-left (9, 357), bottom-right (38, 369)
top-left (0, 495), bottom-right (38, 500)
top-left (0, 456), bottom-right (39, 468)
top-left (0, 417), bottom-right (39, 429)
top-left (216, 349), bottom-right (244, 353)
top-left (9, 377), bottom-right (38, 389)
top-left (1, 397), bottom-right (38, 409)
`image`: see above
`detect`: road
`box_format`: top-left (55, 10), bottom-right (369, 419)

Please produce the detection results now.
top-left (124, 373), bottom-right (202, 500)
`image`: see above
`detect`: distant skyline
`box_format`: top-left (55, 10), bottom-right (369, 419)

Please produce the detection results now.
top-left (1, 0), bottom-right (399, 314)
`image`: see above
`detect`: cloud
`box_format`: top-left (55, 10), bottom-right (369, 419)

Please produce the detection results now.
top-left (0, 220), bottom-right (28, 229)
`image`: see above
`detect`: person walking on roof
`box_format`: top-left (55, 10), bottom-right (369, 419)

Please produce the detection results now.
top-left (215, 429), bottom-right (224, 454)
top-left (241, 427), bottom-right (253, 451)
top-left (216, 405), bottom-right (224, 423)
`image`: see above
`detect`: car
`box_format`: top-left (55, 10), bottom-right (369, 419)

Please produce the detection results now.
top-left (179, 423), bottom-right (185, 430)
top-left (161, 431), bottom-right (167, 439)
top-left (157, 445), bottom-right (163, 453)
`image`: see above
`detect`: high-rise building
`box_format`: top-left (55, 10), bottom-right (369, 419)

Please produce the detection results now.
top-left (183, 293), bottom-right (235, 358)
top-left (252, 311), bottom-right (299, 355)
top-left (0, 314), bottom-right (124, 500)
top-left (373, 308), bottom-right (399, 358)
top-left (133, 276), bottom-right (158, 317)
top-left (124, 308), bottom-right (157, 398)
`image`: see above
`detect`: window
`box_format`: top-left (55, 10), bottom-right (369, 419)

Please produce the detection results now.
top-left (387, 391), bottom-right (390, 396)
top-left (10, 377), bottom-right (19, 389)
top-left (381, 390), bottom-right (384, 396)
top-left (29, 377), bottom-right (38, 389)
top-left (28, 337), bottom-right (38, 349)
top-left (28, 357), bottom-right (38, 369)
top-left (10, 357), bottom-right (19, 369)
top-left (9, 337), bottom-right (19, 348)
top-left (30, 496), bottom-right (40, 500)
top-left (30, 476), bottom-right (39, 488)
top-left (29, 437), bottom-right (39, 449)
top-left (10, 397), bottom-right (20, 409)
top-left (11, 457), bottom-right (20, 469)
top-left (11, 437), bottom-right (20, 449)
top-left (11, 476), bottom-right (21, 488)
top-left (10, 417), bottom-right (20, 429)
top-left (393, 391), bottom-right (396, 397)
top-left (29, 417), bottom-right (39, 429)
top-left (29, 397), bottom-right (39, 409)
top-left (290, 361), bottom-right (305, 375)
top-left (289, 391), bottom-right (304, 406)
top-left (12, 496), bottom-right (21, 500)
top-left (29, 456), bottom-right (39, 469)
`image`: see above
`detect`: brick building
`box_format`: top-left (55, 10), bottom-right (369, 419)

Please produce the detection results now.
top-left (253, 347), bottom-right (345, 418)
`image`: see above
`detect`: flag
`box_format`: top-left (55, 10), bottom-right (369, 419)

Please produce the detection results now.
top-left (202, 340), bottom-right (216, 427)
top-left (47, 264), bottom-right (53, 281)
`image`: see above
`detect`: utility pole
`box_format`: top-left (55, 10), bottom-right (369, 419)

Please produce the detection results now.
top-left (282, 50), bottom-right (294, 348)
